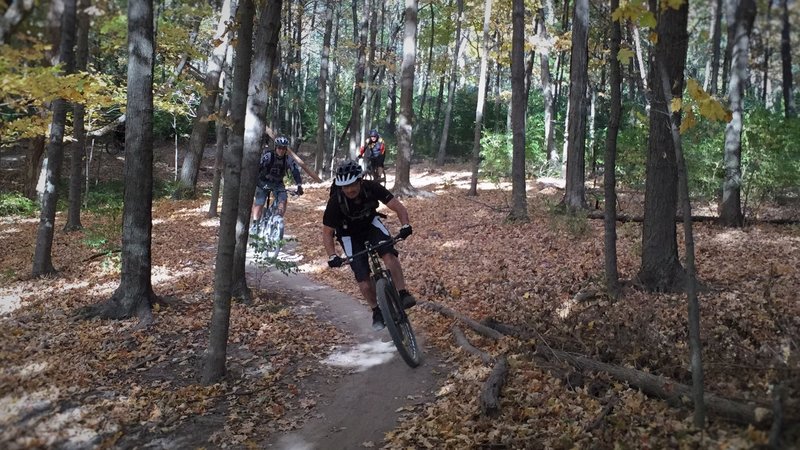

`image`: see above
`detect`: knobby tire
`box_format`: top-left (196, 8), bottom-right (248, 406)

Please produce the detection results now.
top-left (376, 277), bottom-right (421, 367)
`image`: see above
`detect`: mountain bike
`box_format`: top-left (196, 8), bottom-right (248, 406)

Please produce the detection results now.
top-left (343, 235), bottom-right (421, 367)
top-left (253, 189), bottom-right (298, 259)
top-left (360, 156), bottom-right (386, 186)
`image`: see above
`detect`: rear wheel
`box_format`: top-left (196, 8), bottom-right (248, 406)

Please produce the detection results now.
top-left (376, 277), bottom-right (421, 367)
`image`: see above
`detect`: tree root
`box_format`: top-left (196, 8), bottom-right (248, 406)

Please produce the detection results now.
top-left (452, 325), bottom-right (493, 364)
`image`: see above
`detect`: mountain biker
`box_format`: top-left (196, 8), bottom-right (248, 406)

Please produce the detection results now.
top-left (250, 135), bottom-right (303, 234)
top-left (323, 160), bottom-right (416, 331)
top-left (358, 129), bottom-right (386, 180)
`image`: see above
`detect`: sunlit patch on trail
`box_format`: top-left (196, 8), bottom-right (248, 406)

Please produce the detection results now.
top-left (0, 284), bottom-right (25, 314)
top-left (322, 340), bottom-right (395, 371)
top-left (273, 434), bottom-right (313, 450)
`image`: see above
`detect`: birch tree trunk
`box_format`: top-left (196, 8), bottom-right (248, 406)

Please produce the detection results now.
top-left (393, 0), bottom-right (418, 195)
top-left (32, 0), bottom-right (77, 276)
top-left (720, 0), bottom-right (756, 228)
top-left (537, 7), bottom-right (557, 164)
top-left (468, 0), bottom-right (493, 196)
top-left (348, 0), bottom-right (368, 159)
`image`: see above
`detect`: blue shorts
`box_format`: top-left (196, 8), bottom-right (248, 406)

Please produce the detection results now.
top-left (338, 217), bottom-right (398, 282)
top-left (255, 185), bottom-right (287, 208)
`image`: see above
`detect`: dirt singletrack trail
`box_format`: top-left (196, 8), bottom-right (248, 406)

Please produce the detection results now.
top-left (249, 261), bottom-right (445, 449)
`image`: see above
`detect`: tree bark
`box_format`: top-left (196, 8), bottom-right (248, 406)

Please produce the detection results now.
top-left (392, 0), bottom-right (418, 195)
top-left (174, 0), bottom-right (233, 199)
top-left (562, 0), bottom-right (589, 211)
top-left (705, 0), bottom-right (723, 94)
top-left (468, 0), bottom-right (493, 196)
top-left (32, 0), bottom-right (77, 276)
top-left (231, 0), bottom-right (284, 302)
top-left (203, 0), bottom-right (254, 385)
top-left (604, 0), bottom-right (622, 299)
top-left (81, 0), bottom-right (158, 321)
top-left (207, 83), bottom-right (230, 218)
top-left (508, 0), bottom-right (527, 221)
top-left (720, 0), bottom-right (756, 228)
top-left (348, 0), bottom-right (368, 159)
top-left (538, 7), bottom-right (557, 164)
top-left (435, 0), bottom-right (464, 167)
top-left (315, 1), bottom-right (334, 175)
top-left (780, 0), bottom-right (795, 118)
top-left (637, 1), bottom-right (689, 293)
top-left (64, 0), bottom-right (90, 232)
top-left (0, 0), bottom-right (35, 44)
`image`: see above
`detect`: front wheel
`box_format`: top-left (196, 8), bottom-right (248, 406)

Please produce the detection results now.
top-left (264, 215), bottom-right (284, 258)
top-left (376, 277), bottom-right (421, 367)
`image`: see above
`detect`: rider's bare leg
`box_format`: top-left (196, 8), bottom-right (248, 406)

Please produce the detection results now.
top-left (277, 198), bottom-right (287, 216)
top-left (357, 279), bottom-right (377, 308)
top-left (381, 253), bottom-right (406, 292)
top-left (251, 203), bottom-right (263, 224)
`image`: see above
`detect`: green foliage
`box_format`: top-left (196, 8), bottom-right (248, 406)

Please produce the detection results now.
top-left (85, 181), bottom-right (124, 218)
top-left (0, 191), bottom-right (36, 217)
top-left (613, 104), bottom-right (649, 189)
top-left (249, 236), bottom-right (300, 276)
top-left (741, 109), bottom-right (800, 201)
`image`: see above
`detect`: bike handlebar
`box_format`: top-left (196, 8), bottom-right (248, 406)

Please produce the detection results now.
top-left (339, 234), bottom-right (405, 265)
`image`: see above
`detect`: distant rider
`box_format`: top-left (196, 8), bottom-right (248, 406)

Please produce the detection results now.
top-left (358, 129), bottom-right (386, 180)
top-left (250, 135), bottom-right (303, 234)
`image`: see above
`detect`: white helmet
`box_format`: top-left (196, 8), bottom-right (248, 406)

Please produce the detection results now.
top-left (334, 160), bottom-right (363, 186)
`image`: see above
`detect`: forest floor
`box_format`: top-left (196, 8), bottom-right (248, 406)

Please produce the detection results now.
top-left (1, 143), bottom-right (799, 449)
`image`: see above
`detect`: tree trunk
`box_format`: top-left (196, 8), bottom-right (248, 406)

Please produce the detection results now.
top-left (780, 0), bottom-right (795, 118)
top-left (508, 0), bottom-right (527, 221)
top-left (393, 0), bottom-right (418, 195)
top-left (761, 0), bottom-right (773, 106)
top-left (538, 7), bottom-right (557, 163)
top-left (468, 0), bottom-right (493, 196)
top-left (416, 4), bottom-right (434, 131)
top-left (720, 0), bottom-right (756, 228)
top-left (705, 0), bottom-right (723, 94)
top-left (231, 0), bottom-right (283, 301)
top-left (562, 0), bottom-right (589, 211)
top-left (0, 0), bottom-right (35, 44)
top-left (629, 23), bottom-right (649, 109)
top-left (361, 0), bottom-right (378, 135)
top-left (722, 0), bottom-right (736, 95)
top-left (64, 0), bottom-right (90, 232)
top-left (637, 1), bottom-right (689, 293)
top-left (604, 0), bottom-right (622, 299)
top-left (32, 0), bottom-right (77, 276)
top-left (348, 0), bottom-right (368, 159)
top-left (315, 1), bottom-right (333, 175)
top-left (435, 0), bottom-right (464, 166)
top-left (81, 0), bottom-right (158, 320)
top-left (203, 0), bottom-right (254, 385)
top-left (208, 85), bottom-right (230, 218)
top-left (174, 0), bottom-right (233, 199)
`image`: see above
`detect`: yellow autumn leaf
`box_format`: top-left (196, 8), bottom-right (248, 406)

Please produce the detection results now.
top-left (617, 47), bottom-right (635, 64)
top-left (680, 108), bottom-right (696, 133)
top-left (649, 32), bottom-right (659, 44)
top-left (670, 97), bottom-right (682, 113)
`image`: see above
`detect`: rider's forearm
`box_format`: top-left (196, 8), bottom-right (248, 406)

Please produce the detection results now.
top-left (323, 226), bottom-right (337, 256)
top-left (386, 199), bottom-right (409, 226)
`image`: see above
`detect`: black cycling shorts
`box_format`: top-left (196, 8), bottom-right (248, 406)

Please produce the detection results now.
top-left (338, 217), bottom-right (397, 282)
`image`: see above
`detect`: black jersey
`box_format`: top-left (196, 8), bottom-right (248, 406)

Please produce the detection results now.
top-left (323, 180), bottom-right (394, 235)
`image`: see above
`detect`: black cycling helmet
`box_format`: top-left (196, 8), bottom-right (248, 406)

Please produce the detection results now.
top-left (335, 160), bottom-right (363, 186)
top-left (275, 136), bottom-right (289, 148)
top-left (369, 129), bottom-right (379, 138)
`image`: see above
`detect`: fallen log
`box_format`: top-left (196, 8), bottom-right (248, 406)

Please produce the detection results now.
top-left (452, 325), bottom-right (493, 364)
top-left (422, 301), bottom-right (504, 340)
top-left (480, 355), bottom-right (508, 417)
top-left (537, 344), bottom-right (776, 427)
